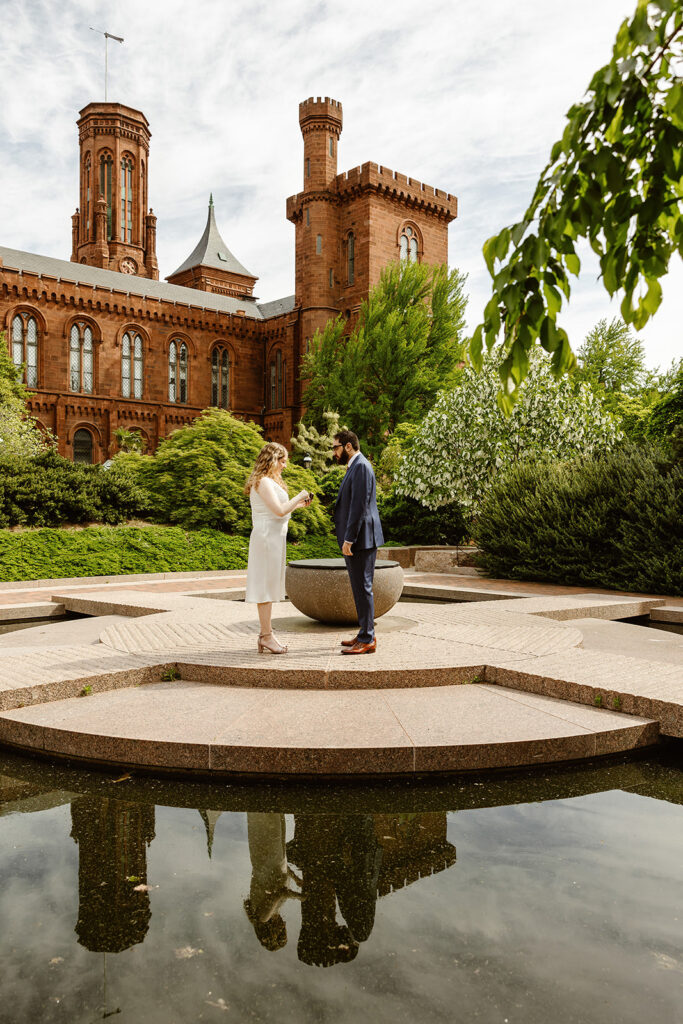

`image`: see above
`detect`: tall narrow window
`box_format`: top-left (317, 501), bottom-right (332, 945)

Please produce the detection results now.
top-left (329, 268), bottom-right (334, 288)
top-left (10, 313), bottom-right (39, 386)
top-left (84, 155), bottom-right (91, 240)
top-left (69, 322), bottom-right (94, 393)
top-left (73, 428), bottom-right (93, 465)
top-left (276, 350), bottom-right (283, 409)
top-left (133, 334), bottom-right (143, 398)
top-left (121, 333), bottom-right (131, 397)
top-left (316, 234), bottom-right (322, 254)
top-left (270, 361), bottom-right (277, 410)
top-left (121, 157), bottom-right (133, 242)
top-left (211, 347), bottom-right (230, 408)
top-left (306, 157), bottom-right (310, 178)
top-left (99, 153), bottom-right (113, 240)
top-left (400, 225), bottom-right (419, 263)
top-left (329, 137), bottom-right (334, 157)
top-left (283, 361), bottom-right (287, 407)
top-left (347, 232), bottom-right (355, 284)
top-left (306, 207), bottom-right (310, 226)
top-left (178, 342), bottom-right (188, 403)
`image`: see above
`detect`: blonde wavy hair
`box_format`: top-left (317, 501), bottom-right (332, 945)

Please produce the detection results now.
top-left (244, 442), bottom-right (289, 495)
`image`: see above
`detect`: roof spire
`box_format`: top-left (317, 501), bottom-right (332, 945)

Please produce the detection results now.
top-left (209, 193), bottom-right (214, 208)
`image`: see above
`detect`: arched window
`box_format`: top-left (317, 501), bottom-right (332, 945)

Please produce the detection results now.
top-left (69, 322), bottom-right (94, 393)
top-left (269, 349), bottom-right (284, 410)
top-left (99, 152), bottom-right (113, 240)
top-left (168, 340), bottom-right (188, 403)
top-left (84, 155), bottom-right (91, 240)
top-left (121, 332), bottom-right (143, 398)
top-left (10, 313), bottom-right (39, 386)
top-left (120, 156), bottom-right (133, 242)
top-left (399, 225), bottom-right (419, 263)
top-left (347, 231), bottom-right (355, 284)
top-left (211, 347), bottom-right (229, 408)
top-left (73, 428), bottom-right (93, 465)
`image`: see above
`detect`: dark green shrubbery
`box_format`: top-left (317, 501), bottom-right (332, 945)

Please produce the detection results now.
top-left (378, 489), bottom-right (469, 546)
top-left (474, 445), bottom-right (682, 596)
top-left (0, 449), bottom-right (148, 528)
top-left (0, 524), bottom-right (341, 582)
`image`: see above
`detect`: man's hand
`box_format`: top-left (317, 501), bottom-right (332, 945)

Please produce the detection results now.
top-left (342, 540), bottom-right (353, 557)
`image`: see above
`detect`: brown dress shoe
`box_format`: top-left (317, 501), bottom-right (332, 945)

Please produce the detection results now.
top-left (340, 635), bottom-right (360, 647)
top-left (341, 638), bottom-right (377, 655)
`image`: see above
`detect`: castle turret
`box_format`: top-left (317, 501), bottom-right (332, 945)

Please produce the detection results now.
top-left (72, 102), bottom-right (157, 278)
top-left (299, 96), bottom-right (342, 190)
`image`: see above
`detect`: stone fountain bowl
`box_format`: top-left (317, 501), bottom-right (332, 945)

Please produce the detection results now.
top-left (286, 558), bottom-right (404, 625)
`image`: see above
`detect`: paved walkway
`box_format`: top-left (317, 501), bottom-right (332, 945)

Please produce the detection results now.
top-left (0, 568), bottom-right (680, 776)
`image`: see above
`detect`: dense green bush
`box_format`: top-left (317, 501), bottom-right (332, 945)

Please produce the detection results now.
top-left (0, 525), bottom-right (340, 582)
top-left (0, 449), bottom-right (148, 528)
top-left (114, 409), bottom-right (331, 540)
top-left (378, 489), bottom-right (469, 546)
top-left (475, 445), bottom-right (682, 595)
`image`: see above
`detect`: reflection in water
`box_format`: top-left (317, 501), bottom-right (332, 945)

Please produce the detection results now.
top-left (244, 812), bottom-right (303, 951)
top-left (70, 797), bottom-right (155, 953)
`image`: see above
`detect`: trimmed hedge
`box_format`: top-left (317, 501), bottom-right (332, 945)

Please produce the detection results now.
top-left (474, 446), bottom-right (682, 596)
top-left (0, 525), bottom-right (341, 582)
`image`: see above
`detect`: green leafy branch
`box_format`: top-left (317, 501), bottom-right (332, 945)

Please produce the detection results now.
top-left (471, 0), bottom-right (683, 413)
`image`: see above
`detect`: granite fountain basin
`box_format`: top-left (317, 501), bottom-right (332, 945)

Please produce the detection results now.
top-left (285, 558), bottom-right (404, 625)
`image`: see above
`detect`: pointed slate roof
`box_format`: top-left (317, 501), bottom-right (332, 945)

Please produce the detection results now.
top-left (167, 195), bottom-right (257, 281)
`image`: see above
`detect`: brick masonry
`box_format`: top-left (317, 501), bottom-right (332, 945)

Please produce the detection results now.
top-left (1, 96), bottom-right (456, 459)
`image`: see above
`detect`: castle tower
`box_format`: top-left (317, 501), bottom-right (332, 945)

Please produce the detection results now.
top-left (71, 102), bottom-right (158, 279)
top-left (288, 97), bottom-right (343, 350)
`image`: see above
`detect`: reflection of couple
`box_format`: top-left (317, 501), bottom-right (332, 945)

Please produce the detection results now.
top-left (244, 430), bottom-right (384, 655)
top-left (244, 812), bottom-right (382, 967)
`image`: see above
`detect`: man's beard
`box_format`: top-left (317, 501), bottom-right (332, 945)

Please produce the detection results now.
top-left (336, 449), bottom-right (350, 466)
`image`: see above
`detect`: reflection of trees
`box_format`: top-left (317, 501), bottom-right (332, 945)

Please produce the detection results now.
top-left (285, 812), bottom-right (456, 967)
top-left (70, 797), bottom-right (155, 953)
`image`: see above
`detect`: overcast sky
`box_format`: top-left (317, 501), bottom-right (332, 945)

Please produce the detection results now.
top-left (1, 0), bottom-right (680, 370)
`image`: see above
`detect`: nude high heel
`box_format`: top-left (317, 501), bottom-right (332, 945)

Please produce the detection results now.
top-left (258, 632), bottom-right (288, 654)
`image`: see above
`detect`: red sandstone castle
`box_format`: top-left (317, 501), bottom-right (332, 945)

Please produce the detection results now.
top-left (1, 97), bottom-right (457, 463)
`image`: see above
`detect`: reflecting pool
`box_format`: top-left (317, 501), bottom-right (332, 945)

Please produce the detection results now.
top-left (1, 748), bottom-right (682, 1023)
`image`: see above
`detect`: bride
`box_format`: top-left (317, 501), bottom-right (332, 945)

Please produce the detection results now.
top-left (244, 442), bottom-right (310, 654)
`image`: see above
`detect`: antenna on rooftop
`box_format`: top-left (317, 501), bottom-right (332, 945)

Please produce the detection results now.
top-left (89, 28), bottom-right (124, 102)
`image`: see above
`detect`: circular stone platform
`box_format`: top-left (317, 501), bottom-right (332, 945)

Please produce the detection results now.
top-left (286, 558), bottom-right (404, 624)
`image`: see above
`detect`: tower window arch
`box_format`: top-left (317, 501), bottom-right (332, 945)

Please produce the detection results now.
top-left (84, 155), bottom-right (91, 240)
top-left (10, 312), bottom-right (39, 387)
top-left (69, 322), bottom-right (94, 393)
top-left (73, 428), bottom-right (94, 465)
top-left (99, 151), bottom-right (114, 240)
top-left (120, 156), bottom-right (134, 242)
top-left (347, 231), bottom-right (355, 285)
top-left (399, 225), bottom-right (419, 263)
top-left (168, 340), bottom-right (189, 403)
top-left (211, 346), bottom-right (230, 409)
top-left (121, 331), bottom-right (143, 398)
top-left (269, 349), bottom-right (284, 410)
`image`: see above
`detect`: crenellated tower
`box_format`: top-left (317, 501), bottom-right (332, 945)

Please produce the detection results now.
top-left (71, 102), bottom-right (158, 279)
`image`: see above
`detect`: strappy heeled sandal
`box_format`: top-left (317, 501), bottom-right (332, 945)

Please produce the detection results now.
top-left (258, 632), bottom-right (288, 654)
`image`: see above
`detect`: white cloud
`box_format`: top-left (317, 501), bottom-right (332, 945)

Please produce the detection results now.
top-left (0, 0), bottom-right (679, 368)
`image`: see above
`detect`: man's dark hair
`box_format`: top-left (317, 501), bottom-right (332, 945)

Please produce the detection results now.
top-left (334, 429), bottom-right (360, 451)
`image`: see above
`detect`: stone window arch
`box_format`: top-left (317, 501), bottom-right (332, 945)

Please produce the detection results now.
top-left (121, 330), bottom-right (144, 399)
top-left (69, 321), bottom-right (95, 394)
top-left (98, 149), bottom-right (114, 240)
top-left (120, 154), bottom-right (134, 242)
top-left (269, 348), bottom-right (284, 410)
top-left (211, 346), bottom-right (230, 409)
top-left (10, 311), bottom-right (39, 386)
top-left (168, 339), bottom-right (189, 403)
top-left (73, 427), bottom-right (94, 465)
top-left (398, 222), bottom-right (421, 264)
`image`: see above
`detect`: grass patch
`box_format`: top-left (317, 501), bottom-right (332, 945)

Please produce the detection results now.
top-left (0, 524), bottom-right (341, 582)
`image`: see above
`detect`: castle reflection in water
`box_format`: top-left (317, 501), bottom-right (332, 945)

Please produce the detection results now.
top-left (1, 772), bottom-right (456, 965)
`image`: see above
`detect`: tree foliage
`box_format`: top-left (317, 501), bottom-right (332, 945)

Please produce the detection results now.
top-left (290, 410), bottom-right (343, 474)
top-left (0, 332), bottom-right (49, 460)
top-left (575, 317), bottom-right (647, 392)
top-left (395, 353), bottom-right (622, 510)
top-left (114, 409), bottom-right (330, 539)
top-left (472, 0), bottom-right (683, 409)
top-left (301, 260), bottom-right (468, 459)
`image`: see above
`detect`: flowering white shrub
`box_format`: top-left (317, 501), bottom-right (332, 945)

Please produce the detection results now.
top-left (395, 354), bottom-right (622, 510)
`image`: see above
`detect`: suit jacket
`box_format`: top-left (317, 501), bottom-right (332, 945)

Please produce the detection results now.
top-left (333, 453), bottom-right (385, 550)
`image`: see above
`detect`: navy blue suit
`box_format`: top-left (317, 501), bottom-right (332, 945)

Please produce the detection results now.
top-left (333, 453), bottom-right (385, 643)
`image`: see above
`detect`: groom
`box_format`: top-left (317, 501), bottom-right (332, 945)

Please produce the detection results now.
top-left (332, 430), bottom-right (385, 655)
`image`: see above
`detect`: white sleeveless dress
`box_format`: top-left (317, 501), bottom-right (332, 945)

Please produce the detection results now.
top-left (245, 481), bottom-right (290, 603)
